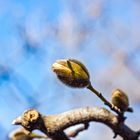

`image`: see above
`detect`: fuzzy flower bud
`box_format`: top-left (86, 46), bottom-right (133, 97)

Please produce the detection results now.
top-left (111, 89), bottom-right (133, 112)
top-left (52, 59), bottom-right (90, 88)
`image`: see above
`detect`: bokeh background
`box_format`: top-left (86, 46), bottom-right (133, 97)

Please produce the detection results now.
top-left (0, 0), bottom-right (140, 139)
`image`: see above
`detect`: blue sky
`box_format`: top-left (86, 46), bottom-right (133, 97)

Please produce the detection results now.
top-left (0, 0), bottom-right (140, 139)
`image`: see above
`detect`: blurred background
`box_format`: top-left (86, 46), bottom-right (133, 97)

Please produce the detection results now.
top-left (0, 0), bottom-right (140, 139)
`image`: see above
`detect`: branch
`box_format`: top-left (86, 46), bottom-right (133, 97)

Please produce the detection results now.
top-left (12, 107), bottom-right (139, 140)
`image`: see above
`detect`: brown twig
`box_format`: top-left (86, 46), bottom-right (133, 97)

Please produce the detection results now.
top-left (87, 83), bottom-right (124, 119)
top-left (12, 107), bottom-right (139, 140)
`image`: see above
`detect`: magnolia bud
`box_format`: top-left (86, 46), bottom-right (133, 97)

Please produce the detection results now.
top-left (111, 89), bottom-right (133, 112)
top-left (52, 59), bottom-right (90, 88)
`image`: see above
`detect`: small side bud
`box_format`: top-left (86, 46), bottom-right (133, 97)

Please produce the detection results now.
top-left (9, 128), bottom-right (31, 140)
top-left (52, 59), bottom-right (90, 88)
top-left (9, 128), bottom-right (47, 140)
top-left (111, 89), bottom-right (133, 113)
